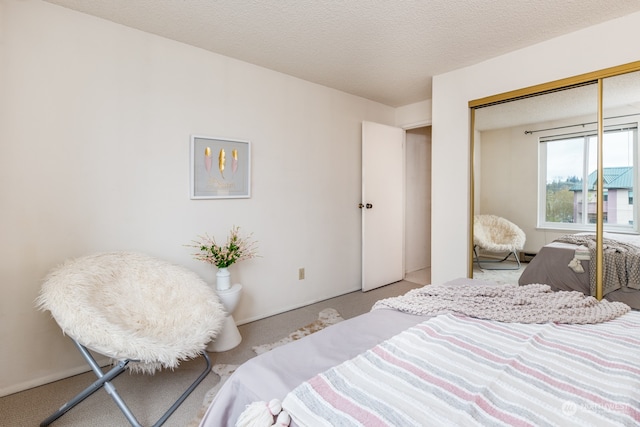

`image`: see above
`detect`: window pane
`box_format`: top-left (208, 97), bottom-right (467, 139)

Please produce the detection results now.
top-left (542, 128), bottom-right (636, 229)
top-left (602, 129), bottom-right (635, 226)
top-left (545, 138), bottom-right (584, 224)
top-left (603, 70), bottom-right (640, 229)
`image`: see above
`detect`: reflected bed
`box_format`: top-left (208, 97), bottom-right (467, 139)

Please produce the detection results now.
top-left (519, 233), bottom-right (640, 309)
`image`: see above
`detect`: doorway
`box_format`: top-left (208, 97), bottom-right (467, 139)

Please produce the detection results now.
top-left (361, 122), bottom-right (432, 290)
top-left (404, 126), bottom-right (431, 285)
top-left (361, 121), bottom-right (405, 291)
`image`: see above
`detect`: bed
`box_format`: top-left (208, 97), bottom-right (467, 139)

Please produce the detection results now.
top-left (199, 278), bottom-right (639, 427)
top-left (519, 232), bottom-right (640, 309)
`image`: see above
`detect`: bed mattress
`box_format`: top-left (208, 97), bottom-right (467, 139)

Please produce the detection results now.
top-left (199, 308), bottom-right (433, 426)
top-left (200, 277), bottom-right (640, 426)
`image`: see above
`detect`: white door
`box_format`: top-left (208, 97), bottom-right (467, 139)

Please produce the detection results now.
top-left (362, 121), bottom-right (405, 291)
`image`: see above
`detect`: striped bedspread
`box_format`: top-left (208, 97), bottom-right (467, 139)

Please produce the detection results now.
top-left (282, 313), bottom-right (640, 426)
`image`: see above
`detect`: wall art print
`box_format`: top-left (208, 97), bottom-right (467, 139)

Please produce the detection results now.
top-left (190, 135), bottom-right (251, 199)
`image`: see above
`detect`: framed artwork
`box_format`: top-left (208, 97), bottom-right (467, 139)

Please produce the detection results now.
top-left (190, 135), bottom-right (251, 199)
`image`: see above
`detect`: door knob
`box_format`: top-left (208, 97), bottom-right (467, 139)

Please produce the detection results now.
top-left (358, 203), bottom-right (364, 209)
top-left (366, 203), bottom-right (373, 209)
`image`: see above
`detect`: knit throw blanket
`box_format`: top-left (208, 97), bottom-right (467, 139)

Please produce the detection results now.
top-left (554, 234), bottom-right (640, 297)
top-left (372, 282), bottom-right (630, 324)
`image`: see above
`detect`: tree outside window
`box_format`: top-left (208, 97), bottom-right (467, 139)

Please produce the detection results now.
top-left (540, 126), bottom-right (637, 231)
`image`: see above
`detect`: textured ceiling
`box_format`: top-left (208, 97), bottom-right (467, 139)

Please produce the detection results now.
top-left (43, 0), bottom-right (640, 107)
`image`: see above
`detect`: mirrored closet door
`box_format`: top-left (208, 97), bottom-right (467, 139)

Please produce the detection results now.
top-left (469, 63), bottom-right (640, 298)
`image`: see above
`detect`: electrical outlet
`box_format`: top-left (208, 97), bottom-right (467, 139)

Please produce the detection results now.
top-left (298, 268), bottom-right (305, 280)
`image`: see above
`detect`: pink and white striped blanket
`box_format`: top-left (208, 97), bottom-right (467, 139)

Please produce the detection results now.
top-left (282, 312), bottom-right (640, 426)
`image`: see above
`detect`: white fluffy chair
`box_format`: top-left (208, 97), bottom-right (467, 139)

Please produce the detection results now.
top-left (474, 214), bottom-right (526, 270)
top-left (36, 252), bottom-right (226, 427)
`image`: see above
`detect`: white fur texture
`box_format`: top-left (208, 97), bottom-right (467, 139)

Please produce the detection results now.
top-left (474, 214), bottom-right (526, 253)
top-left (36, 252), bottom-right (226, 374)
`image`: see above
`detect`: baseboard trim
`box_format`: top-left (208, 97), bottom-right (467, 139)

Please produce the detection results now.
top-left (0, 356), bottom-right (111, 398)
top-left (236, 286), bottom-right (361, 326)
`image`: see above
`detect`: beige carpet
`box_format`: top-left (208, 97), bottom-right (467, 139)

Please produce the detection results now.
top-left (473, 262), bottom-right (526, 284)
top-left (253, 307), bottom-right (343, 354)
top-left (187, 308), bottom-right (344, 427)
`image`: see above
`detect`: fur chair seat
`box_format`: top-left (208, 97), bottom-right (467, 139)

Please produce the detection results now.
top-left (37, 252), bottom-right (226, 374)
top-left (474, 214), bottom-right (525, 253)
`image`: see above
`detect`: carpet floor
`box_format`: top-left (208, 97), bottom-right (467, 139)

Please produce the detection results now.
top-left (473, 261), bottom-right (526, 284)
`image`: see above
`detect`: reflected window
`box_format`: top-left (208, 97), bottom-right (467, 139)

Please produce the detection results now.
top-left (539, 125), bottom-right (638, 230)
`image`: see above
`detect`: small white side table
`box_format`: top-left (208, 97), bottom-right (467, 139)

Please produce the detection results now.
top-left (207, 283), bottom-right (243, 352)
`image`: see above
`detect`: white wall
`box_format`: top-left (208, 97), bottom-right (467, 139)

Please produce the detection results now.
top-left (396, 100), bottom-right (431, 129)
top-left (405, 127), bottom-right (431, 272)
top-left (431, 11), bottom-right (640, 284)
top-left (398, 102), bottom-right (432, 275)
top-left (0, 0), bottom-right (398, 396)
top-left (477, 124), bottom-right (541, 251)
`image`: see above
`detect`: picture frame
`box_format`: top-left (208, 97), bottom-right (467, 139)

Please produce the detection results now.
top-left (190, 135), bottom-right (251, 199)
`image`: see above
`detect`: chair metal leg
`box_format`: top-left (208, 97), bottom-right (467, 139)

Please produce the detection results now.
top-left (40, 340), bottom-right (132, 427)
top-left (152, 351), bottom-right (212, 427)
top-left (40, 339), bottom-right (212, 427)
top-left (474, 246), bottom-right (522, 270)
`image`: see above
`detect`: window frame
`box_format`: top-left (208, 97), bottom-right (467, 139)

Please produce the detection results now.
top-left (537, 121), bottom-right (639, 232)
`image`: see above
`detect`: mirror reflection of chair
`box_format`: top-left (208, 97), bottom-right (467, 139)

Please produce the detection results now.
top-left (474, 214), bottom-right (526, 270)
top-left (36, 252), bottom-right (226, 427)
